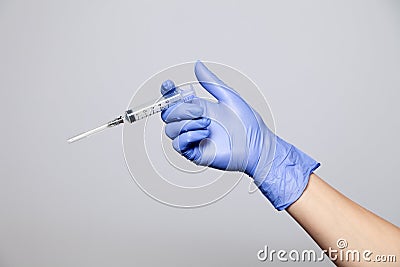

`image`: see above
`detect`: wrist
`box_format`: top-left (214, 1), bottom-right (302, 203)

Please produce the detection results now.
top-left (252, 136), bottom-right (320, 211)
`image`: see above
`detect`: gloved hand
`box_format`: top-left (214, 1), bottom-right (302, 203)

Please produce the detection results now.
top-left (160, 61), bottom-right (320, 210)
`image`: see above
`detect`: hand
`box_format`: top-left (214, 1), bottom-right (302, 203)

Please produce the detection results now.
top-left (161, 61), bottom-right (271, 174)
top-left (160, 61), bottom-right (319, 210)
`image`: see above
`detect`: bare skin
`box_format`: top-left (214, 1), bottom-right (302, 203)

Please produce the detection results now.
top-left (287, 174), bottom-right (400, 266)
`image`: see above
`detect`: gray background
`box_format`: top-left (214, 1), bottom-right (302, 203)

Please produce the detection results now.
top-left (0, 0), bottom-right (399, 266)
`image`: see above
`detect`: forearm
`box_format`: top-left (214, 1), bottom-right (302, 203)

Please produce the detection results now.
top-left (287, 174), bottom-right (400, 266)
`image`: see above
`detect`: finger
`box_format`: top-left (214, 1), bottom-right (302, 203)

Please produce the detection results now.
top-left (194, 60), bottom-right (240, 103)
top-left (161, 102), bottom-right (203, 123)
top-left (160, 79), bottom-right (176, 96)
top-left (172, 130), bottom-right (210, 153)
top-left (165, 118), bottom-right (211, 139)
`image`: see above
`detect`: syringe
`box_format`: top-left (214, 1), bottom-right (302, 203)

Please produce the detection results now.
top-left (67, 85), bottom-right (196, 143)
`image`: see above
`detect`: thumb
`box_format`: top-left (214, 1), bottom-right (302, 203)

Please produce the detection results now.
top-left (194, 60), bottom-right (240, 103)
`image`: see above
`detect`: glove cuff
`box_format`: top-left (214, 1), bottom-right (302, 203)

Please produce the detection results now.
top-left (253, 136), bottom-right (320, 211)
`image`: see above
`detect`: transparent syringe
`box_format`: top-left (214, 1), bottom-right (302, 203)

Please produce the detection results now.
top-left (67, 85), bottom-right (196, 143)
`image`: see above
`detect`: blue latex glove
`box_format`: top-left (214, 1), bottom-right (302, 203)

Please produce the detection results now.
top-left (161, 61), bottom-right (320, 210)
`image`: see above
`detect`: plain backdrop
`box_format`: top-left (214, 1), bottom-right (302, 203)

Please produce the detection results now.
top-left (0, 1), bottom-right (399, 266)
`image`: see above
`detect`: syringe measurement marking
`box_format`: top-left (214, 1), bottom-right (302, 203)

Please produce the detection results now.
top-left (131, 94), bottom-right (181, 121)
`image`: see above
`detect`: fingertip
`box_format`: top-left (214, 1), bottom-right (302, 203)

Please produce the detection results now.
top-left (160, 80), bottom-right (176, 95)
top-left (161, 109), bottom-right (169, 122)
top-left (198, 129), bottom-right (210, 138)
top-left (172, 137), bottom-right (181, 153)
top-left (195, 60), bottom-right (205, 71)
top-left (194, 61), bottom-right (239, 102)
top-left (199, 117), bottom-right (211, 128)
top-left (194, 60), bottom-right (210, 80)
top-left (205, 128), bottom-right (211, 137)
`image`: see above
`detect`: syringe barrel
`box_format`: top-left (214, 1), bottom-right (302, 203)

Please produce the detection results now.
top-left (124, 85), bottom-right (196, 123)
